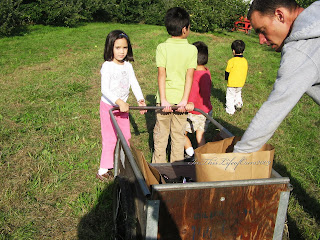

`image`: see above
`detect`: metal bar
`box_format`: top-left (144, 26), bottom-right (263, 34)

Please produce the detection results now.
top-left (152, 177), bottom-right (290, 192)
top-left (109, 108), bottom-right (151, 198)
top-left (193, 108), bottom-right (234, 138)
top-left (114, 138), bottom-right (120, 177)
top-left (145, 200), bottom-right (160, 240)
top-left (271, 169), bottom-right (283, 178)
top-left (273, 191), bottom-right (291, 240)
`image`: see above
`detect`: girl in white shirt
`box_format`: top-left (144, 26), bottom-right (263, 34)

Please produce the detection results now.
top-left (97, 30), bottom-right (146, 182)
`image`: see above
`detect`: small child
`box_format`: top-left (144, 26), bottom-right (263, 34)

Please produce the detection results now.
top-left (225, 40), bottom-right (248, 115)
top-left (152, 7), bottom-right (197, 163)
top-left (184, 41), bottom-right (213, 159)
top-left (97, 30), bottom-right (146, 182)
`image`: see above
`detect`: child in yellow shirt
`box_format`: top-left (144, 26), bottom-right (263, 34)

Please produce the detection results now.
top-left (225, 40), bottom-right (248, 115)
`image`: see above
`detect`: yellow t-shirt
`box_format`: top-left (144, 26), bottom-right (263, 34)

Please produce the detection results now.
top-left (225, 56), bottom-right (248, 87)
top-left (156, 38), bottom-right (197, 104)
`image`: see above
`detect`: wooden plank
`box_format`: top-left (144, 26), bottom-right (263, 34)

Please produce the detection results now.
top-left (154, 183), bottom-right (289, 240)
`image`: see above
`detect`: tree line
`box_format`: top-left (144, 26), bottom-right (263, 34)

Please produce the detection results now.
top-left (0, 0), bottom-right (316, 36)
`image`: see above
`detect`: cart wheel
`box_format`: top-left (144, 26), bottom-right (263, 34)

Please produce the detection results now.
top-left (113, 176), bottom-right (136, 240)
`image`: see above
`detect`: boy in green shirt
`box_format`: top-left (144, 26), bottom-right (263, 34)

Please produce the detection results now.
top-left (152, 7), bottom-right (197, 163)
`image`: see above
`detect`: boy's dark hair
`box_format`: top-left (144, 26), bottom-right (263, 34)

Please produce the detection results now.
top-left (248, 0), bottom-right (299, 19)
top-left (103, 30), bottom-right (134, 62)
top-left (231, 40), bottom-right (245, 54)
top-left (165, 7), bottom-right (190, 37)
top-left (193, 41), bottom-right (208, 65)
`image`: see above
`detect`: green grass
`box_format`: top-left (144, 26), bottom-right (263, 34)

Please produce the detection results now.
top-left (0, 22), bottom-right (319, 239)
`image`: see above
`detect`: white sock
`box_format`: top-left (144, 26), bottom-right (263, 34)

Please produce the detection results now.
top-left (98, 168), bottom-right (108, 175)
top-left (185, 147), bottom-right (194, 156)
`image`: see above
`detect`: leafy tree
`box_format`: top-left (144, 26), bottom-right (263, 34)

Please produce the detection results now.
top-left (0, 0), bottom-right (23, 36)
top-left (296, 0), bottom-right (317, 8)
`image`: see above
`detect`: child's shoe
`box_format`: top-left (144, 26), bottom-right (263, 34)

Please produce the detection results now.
top-left (235, 103), bottom-right (242, 111)
top-left (226, 111), bottom-right (234, 115)
top-left (96, 170), bottom-right (114, 182)
top-left (184, 153), bottom-right (195, 162)
top-left (225, 107), bottom-right (235, 115)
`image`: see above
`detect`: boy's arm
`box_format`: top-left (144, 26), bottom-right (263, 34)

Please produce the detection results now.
top-left (158, 67), bottom-right (172, 112)
top-left (225, 71), bottom-right (229, 80)
top-left (177, 68), bottom-right (194, 112)
top-left (225, 58), bottom-right (232, 81)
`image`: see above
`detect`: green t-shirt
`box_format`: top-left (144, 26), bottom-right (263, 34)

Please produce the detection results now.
top-left (156, 38), bottom-right (197, 104)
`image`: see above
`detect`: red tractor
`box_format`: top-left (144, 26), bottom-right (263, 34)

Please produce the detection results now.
top-left (233, 16), bottom-right (252, 34)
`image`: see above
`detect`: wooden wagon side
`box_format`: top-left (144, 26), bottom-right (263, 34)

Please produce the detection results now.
top-left (111, 107), bottom-right (291, 240)
top-left (151, 165), bottom-right (290, 240)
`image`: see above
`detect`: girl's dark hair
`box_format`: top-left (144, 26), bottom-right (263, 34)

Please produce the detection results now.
top-left (103, 30), bottom-right (134, 62)
top-left (193, 41), bottom-right (208, 65)
top-left (231, 40), bottom-right (245, 54)
top-left (165, 7), bottom-right (190, 37)
top-left (248, 0), bottom-right (299, 19)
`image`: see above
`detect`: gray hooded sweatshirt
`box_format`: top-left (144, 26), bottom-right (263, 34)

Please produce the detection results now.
top-left (234, 1), bottom-right (320, 153)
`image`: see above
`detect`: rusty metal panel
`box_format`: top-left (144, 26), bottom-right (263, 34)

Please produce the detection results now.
top-left (152, 183), bottom-right (289, 240)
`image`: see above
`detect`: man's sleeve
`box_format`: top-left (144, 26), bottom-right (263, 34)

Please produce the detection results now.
top-left (234, 49), bottom-right (319, 153)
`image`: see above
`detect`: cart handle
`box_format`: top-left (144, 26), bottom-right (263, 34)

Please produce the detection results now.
top-left (109, 107), bottom-right (151, 198)
top-left (127, 106), bottom-right (234, 138)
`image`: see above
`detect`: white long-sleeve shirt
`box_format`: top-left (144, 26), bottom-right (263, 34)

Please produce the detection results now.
top-left (100, 61), bottom-right (144, 105)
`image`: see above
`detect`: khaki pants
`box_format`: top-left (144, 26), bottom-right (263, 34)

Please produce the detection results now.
top-left (152, 110), bottom-right (187, 163)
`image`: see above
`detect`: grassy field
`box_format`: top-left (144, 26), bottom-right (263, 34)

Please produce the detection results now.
top-left (0, 22), bottom-right (319, 240)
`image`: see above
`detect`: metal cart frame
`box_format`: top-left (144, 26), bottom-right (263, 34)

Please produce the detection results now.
top-left (111, 106), bottom-right (291, 240)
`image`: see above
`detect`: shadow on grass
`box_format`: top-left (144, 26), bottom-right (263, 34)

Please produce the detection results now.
top-left (212, 87), bottom-right (226, 106)
top-left (145, 95), bottom-right (157, 151)
top-left (129, 112), bottom-right (140, 136)
top-left (1, 25), bottom-right (29, 37)
top-left (273, 161), bottom-right (320, 240)
top-left (209, 117), bottom-right (246, 137)
top-left (78, 182), bottom-right (114, 240)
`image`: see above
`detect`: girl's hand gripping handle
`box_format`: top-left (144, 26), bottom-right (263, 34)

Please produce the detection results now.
top-left (138, 99), bottom-right (147, 114)
top-left (115, 99), bottom-right (129, 113)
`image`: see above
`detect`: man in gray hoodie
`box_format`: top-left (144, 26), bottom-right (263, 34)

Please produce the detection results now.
top-left (234, 0), bottom-right (320, 153)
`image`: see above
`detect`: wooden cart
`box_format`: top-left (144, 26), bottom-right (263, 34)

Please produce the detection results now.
top-left (111, 107), bottom-right (291, 240)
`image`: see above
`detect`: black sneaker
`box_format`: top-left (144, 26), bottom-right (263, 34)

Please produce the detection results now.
top-left (184, 154), bottom-right (194, 162)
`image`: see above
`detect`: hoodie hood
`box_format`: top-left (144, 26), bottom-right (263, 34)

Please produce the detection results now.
top-left (285, 1), bottom-right (320, 43)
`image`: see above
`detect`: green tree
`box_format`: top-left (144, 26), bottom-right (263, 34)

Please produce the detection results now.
top-left (0, 0), bottom-right (23, 36)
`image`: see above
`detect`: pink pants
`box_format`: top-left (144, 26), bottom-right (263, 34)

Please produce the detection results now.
top-left (100, 101), bottom-right (131, 169)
